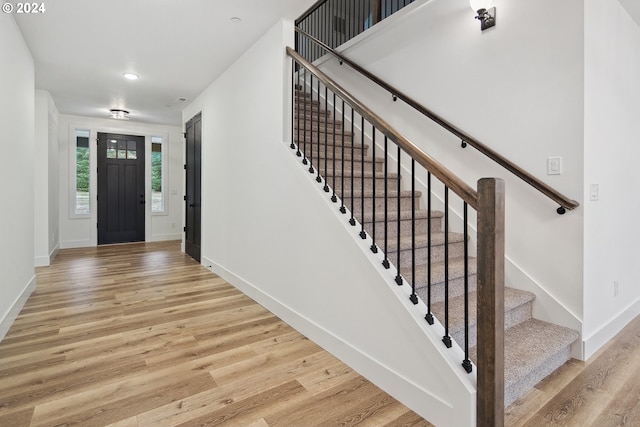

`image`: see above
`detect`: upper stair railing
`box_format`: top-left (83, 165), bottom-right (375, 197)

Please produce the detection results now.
top-left (288, 45), bottom-right (505, 427)
top-left (296, 0), bottom-right (416, 64)
top-left (294, 11), bottom-right (579, 215)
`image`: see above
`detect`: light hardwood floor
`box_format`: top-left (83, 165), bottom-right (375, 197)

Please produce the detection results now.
top-left (2, 241), bottom-right (640, 426)
top-left (0, 241), bottom-right (431, 427)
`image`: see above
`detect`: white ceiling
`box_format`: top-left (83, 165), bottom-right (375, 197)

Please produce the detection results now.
top-left (15, 0), bottom-right (317, 126)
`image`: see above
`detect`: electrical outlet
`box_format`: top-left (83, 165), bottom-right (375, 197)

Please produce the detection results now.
top-left (614, 280), bottom-right (619, 297)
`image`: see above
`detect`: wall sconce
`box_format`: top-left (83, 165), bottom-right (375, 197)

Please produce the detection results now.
top-left (470, 0), bottom-right (496, 31)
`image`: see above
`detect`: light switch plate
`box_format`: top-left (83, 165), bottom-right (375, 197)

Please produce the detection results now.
top-left (547, 157), bottom-right (562, 175)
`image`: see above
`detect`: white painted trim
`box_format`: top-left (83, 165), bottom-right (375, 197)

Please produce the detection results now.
top-left (0, 275), bottom-right (36, 343)
top-left (60, 239), bottom-right (92, 249)
top-left (202, 255), bottom-right (472, 427)
top-left (150, 233), bottom-right (181, 242)
top-left (582, 296), bottom-right (640, 360)
top-left (34, 243), bottom-right (60, 267)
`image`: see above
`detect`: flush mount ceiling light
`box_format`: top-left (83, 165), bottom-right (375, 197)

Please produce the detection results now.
top-left (109, 109), bottom-right (130, 120)
top-left (230, 17), bottom-right (242, 23)
top-left (123, 73), bottom-right (139, 80)
top-left (469, 0), bottom-right (496, 31)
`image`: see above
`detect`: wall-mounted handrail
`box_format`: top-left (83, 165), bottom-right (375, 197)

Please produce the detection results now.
top-left (294, 27), bottom-right (579, 215)
top-left (287, 46), bottom-right (478, 209)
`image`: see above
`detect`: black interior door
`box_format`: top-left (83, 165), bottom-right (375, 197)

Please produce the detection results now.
top-left (97, 133), bottom-right (145, 245)
top-left (185, 113), bottom-right (202, 262)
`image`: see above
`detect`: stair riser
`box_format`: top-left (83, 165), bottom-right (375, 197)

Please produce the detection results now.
top-left (362, 216), bottom-right (443, 240)
top-left (296, 142), bottom-right (366, 159)
top-left (309, 158), bottom-right (383, 174)
top-left (294, 110), bottom-right (334, 122)
top-left (448, 301), bottom-right (533, 350)
top-left (385, 240), bottom-right (465, 267)
top-left (415, 275), bottom-right (477, 304)
top-left (296, 132), bottom-right (353, 143)
top-left (326, 175), bottom-right (400, 193)
top-left (342, 194), bottom-right (416, 216)
top-left (505, 346), bottom-right (572, 407)
top-left (293, 117), bottom-right (342, 133)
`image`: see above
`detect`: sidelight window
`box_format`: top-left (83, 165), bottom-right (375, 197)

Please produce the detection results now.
top-left (74, 129), bottom-right (90, 215)
top-left (151, 136), bottom-right (165, 213)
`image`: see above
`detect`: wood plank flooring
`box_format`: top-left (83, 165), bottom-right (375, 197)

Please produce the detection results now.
top-left (3, 241), bottom-right (640, 426)
top-left (0, 241), bottom-right (431, 427)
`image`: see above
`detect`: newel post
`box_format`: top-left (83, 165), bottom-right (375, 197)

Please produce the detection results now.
top-left (476, 178), bottom-right (505, 427)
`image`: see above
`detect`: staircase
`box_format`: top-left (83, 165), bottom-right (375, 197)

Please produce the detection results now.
top-left (293, 89), bottom-right (579, 407)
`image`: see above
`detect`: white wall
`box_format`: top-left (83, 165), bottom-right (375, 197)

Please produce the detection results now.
top-left (0, 14), bottom-right (36, 340)
top-left (313, 0), bottom-right (585, 348)
top-left (183, 19), bottom-right (476, 426)
top-left (58, 115), bottom-right (183, 247)
top-left (34, 90), bottom-right (60, 266)
top-left (583, 0), bottom-right (640, 358)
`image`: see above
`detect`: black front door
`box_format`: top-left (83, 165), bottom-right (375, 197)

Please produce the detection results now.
top-left (97, 133), bottom-right (145, 245)
top-left (185, 113), bottom-right (202, 262)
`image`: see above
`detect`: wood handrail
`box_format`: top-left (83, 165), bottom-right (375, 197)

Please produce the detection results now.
top-left (287, 46), bottom-right (479, 209)
top-left (294, 27), bottom-right (580, 214)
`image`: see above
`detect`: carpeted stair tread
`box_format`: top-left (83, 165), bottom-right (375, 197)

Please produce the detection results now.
top-left (430, 288), bottom-right (535, 338)
top-left (311, 153), bottom-right (383, 164)
top-left (360, 209), bottom-right (442, 223)
top-left (385, 230), bottom-right (465, 252)
top-left (412, 257), bottom-right (477, 286)
top-left (325, 169), bottom-right (400, 179)
top-left (469, 318), bottom-right (579, 405)
top-left (339, 189), bottom-right (417, 199)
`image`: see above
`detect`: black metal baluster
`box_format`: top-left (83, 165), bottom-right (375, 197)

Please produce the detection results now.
top-left (462, 202), bottom-right (472, 373)
top-left (370, 127), bottom-right (378, 253)
top-left (331, 92), bottom-right (337, 203)
top-left (315, 79), bottom-right (321, 180)
top-left (323, 86), bottom-right (329, 191)
top-left (308, 76), bottom-right (315, 172)
top-left (291, 59), bottom-right (295, 151)
top-left (443, 186), bottom-right (452, 348)
top-left (425, 172), bottom-right (434, 324)
top-left (340, 99), bottom-right (346, 214)
top-left (296, 62), bottom-right (301, 157)
top-left (382, 136), bottom-right (390, 269)
top-left (349, 108), bottom-right (356, 225)
top-left (410, 159), bottom-right (418, 303)
top-left (302, 69), bottom-right (308, 165)
top-left (395, 145), bottom-right (403, 286)
top-left (359, 116), bottom-right (366, 238)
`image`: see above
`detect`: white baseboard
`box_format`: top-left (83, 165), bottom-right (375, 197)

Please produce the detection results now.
top-left (151, 233), bottom-right (182, 242)
top-left (34, 243), bottom-right (60, 267)
top-left (60, 239), bottom-right (92, 249)
top-left (34, 255), bottom-right (50, 267)
top-left (583, 296), bottom-right (640, 360)
top-left (0, 275), bottom-right (36, 343)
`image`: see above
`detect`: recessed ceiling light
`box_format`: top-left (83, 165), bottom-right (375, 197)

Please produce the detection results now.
top-left (123, 73), bottom-right (139, 80)
top-left (109, 109), bottom-right (130, 120)
top-left (230, 17), bottom-right (241, 23)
